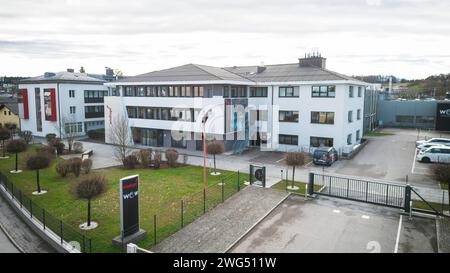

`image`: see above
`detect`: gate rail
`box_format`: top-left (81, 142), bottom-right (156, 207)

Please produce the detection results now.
top-left (308, 173), bottom-right (410, 211)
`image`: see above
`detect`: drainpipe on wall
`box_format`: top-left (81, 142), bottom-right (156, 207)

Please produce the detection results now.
top-left (57, 83), bottom-right (62, 138)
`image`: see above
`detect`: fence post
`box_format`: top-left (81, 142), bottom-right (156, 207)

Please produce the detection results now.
top-left (19, 190), bottom-right (22, 208)
top-left (180, 200), bottom-right (184, 228)
top-left (30, 200), bottom-right (33, 218)
top-left (60, 220), bottom-right (64, 245)
top-left (43, 210), bottom-right (46, 230)
top-left (404, 184), bottom-right (412, 213)
top-left (442, 191), bottom-right (445, 214)
top-left (249, 165), bottom-right (253, 185)
top-left (153, 214), bottom-right (157, 246)
top-left (237, 171), bottom-right (240, 192)
top-left (346, 178), bottom-right (350, 198)
top-left (307, 173), bottom-right (314, 196)
top-left (203, 190), bottom-right (206, 214)
top-left (221, 179), bottom-right (224, 203)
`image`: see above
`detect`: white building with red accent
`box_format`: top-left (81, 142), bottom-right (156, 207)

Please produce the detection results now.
top-left (18, 69), bottom-right (109, 138)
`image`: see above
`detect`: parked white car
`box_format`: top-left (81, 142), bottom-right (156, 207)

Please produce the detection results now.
top-left (416, 138), bottom-right (450, 147)
top-left (416, 146), bottom-right (450, 163)
top-left (417, 143), bottom-right (449, 152)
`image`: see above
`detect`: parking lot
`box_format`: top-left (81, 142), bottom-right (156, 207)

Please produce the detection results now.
top-left (306, 128), bottom-right (450, 189)
top-left (230, 194), bottom-right (438, 253)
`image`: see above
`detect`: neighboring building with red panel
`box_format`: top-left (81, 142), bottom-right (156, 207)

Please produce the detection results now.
top-left (18, 69), bottom-right (109, 138)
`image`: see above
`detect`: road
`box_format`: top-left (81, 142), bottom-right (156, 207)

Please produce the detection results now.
top-left (0, 225), bottom-right (19, 253)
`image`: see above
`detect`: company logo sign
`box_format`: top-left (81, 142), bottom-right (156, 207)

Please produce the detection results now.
top-left (120, 175), bottom-right (140, 237)
top-left (439, 108), bottom-right (450, 118)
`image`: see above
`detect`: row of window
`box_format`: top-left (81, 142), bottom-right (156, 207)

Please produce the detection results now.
top-left (126, 106), bottom-right (198, 122)
top-left (115, 85), bottom-right (364, 98)
top-left (84, 90), bottom-right (108, 103)
top-left (279, 135), bottom-right (334, 147)
top-left (124, 86), bottom-right (205, 98)
top-left (278, 111), bottom-right (335, 124)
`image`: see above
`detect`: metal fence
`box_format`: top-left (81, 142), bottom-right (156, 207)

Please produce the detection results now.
top-left (308, 173), bottom-right (407, 209)
top-left (0, 172), bottom-right (92, 253)
top-left (143, 168), bottom-right (248, 250)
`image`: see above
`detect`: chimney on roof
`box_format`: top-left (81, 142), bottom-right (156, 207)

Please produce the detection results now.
top-left (257, 62), bottom-right (266, 73)
top-left (67, 68), bottom-right (74, 73)
top-left (299, 52), bottom-right (326, 69)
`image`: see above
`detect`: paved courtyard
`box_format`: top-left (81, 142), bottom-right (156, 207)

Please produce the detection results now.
top-left (230, 194), bottom-right (438, 253)
top-left (151, 186), bottom-right (289, 253)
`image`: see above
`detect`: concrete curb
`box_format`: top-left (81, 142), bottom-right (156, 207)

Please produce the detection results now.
top-left (436, 218), bottom-right (442, 253)
top-left (0, 218), bottom-right (25, 253)
top-left (223, 192), bottom-right (291, 253)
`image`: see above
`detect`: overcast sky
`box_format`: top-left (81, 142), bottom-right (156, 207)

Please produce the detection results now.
top-left (0, 0), bottom-right (449, 79)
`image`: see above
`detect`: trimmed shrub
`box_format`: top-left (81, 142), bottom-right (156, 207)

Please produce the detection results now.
top-left (68, 157), bottom-right (82, 177)
top-left (26, 153), bottom-right (52, 194)
top-left (138, 149), bottom-right (152, 167)
top-left (73, 142), bottom-right (83, 153)
top-left (81, 159), bottom-right (93, 174)
top-left (123, 155), bottom-right (138, 169)
top-left (0, 128), bottom-right (11, 157)
top-left (51, 138), bottom-right (65, 155)
top-left (166, 149), bottom-right (179, 167)
top-left (45, 133), bottom-right (57, 144)
top-left (206, 141), bottom-right (224, 174)
top-left (153, 150), bottom-right (161, 169)
top-left (55, 161), bottom-right (71, 177)
top-left (37, 145), bottom-right (56, 157)
top-left (87, 129), bottom-right (105, 140)
top-left (6, 139), bottom-right (27, 154)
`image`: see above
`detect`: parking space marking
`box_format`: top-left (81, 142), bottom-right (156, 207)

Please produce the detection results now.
top-left (361, 215), bottom-right (370, 220)
top-left (332, 209), bottom-right (341, 214)
top-left (394, 215), bottom-right (403, 253)
top-left (411, 148), bottom-right (418, 174)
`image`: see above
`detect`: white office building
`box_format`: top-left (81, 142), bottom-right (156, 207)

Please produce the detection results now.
top-left (18, 69), bottom-right (108, 138)
top-left (104, 55), bottom-right (366, 154)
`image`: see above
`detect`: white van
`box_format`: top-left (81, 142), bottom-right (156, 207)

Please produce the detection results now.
top-left (416, 146), bottom-right (450, 163)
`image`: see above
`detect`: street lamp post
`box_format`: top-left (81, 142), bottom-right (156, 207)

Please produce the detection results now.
top-left (202, 115), bottom-right (208, 213)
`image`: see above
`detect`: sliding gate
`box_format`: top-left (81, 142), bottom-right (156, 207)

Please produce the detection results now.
top-left (308, 173), bottom-right (411, 211)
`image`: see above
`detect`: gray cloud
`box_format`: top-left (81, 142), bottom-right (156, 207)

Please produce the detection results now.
top-left (0, 0), bottom-right (449, 78)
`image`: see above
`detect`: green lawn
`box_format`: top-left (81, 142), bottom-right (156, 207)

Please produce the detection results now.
top-left (412, 200), bottom-right (449, 212)
top-left (364, 132), bottom-right (394, 137)
top-left (0, 145), bottom-right (241, 253)
top-left (440, 183), bottom-right (449, 190)
top-left (271, 180), bottom-right (322, 195)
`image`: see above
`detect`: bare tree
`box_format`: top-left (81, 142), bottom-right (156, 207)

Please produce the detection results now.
top-left (57, 115), bottom-right (79, 153)
top-left (109, 114), bottom-right (131, 163)
top-left (285, 152), bottom-right (306, 189)
top-left (206, 141), bottom-right (224, 175)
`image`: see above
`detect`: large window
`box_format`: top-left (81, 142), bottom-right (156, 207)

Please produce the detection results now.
top-left (85, 105), bottom-right (104, 118)
top-left (358, 87), bottom-right (363, 97)
top-left (35, 88), bottom-right (42, 132)
top-left (348, 111), bottom-right (353, 123)
top-left (357, 109), bottom-right (361, 120)
top-left (279, 134), bottom-right (298, 145)
top-left (279, 86), bottom-right (299, 97)
top-left (126, 106), bottom-right (195, 121)
top-left (65, 122), bottom-right (83, 134)
top-left (279, 111), bottom-right (299, 123)
top-left (415, 116), bottom-right (435, 125)
top-left (312, 86), bottom-right (336, 98)
top-left (356, 130), bottom-right (361, 142)
top-left (250, 87), bottom-right (268, 97)
top-left (43, 89), bottom-right (52, 121)
top-left (347, 134), bottom-right (352, 145)
top-left (84, 90), bottom-right (108, 103)
top-left (349, 86), bottom-right (354, 98)
top-left (310, 137), bottom-right (334, 147)
top-left (311, 112), bottom-right (334, 124)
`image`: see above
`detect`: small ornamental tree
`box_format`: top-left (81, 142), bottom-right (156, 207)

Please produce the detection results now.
top-left (285, 152), bottom-right (306, 189)
top-left (0, 128), bottom-right (11, 158)
top-left (71, 175), bottom-right (107, 229)
top-left (6, 139), bottom-right (27, 173)
top-left (206, 141), bottom-right (224, 175)
top-left (431, 164), bottom-right (450, 206)
top-left (26, 153), bottom-right (51, 195)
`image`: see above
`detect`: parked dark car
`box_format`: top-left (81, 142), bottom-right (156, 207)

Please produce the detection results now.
top-left (313, 147), bottom-right (338, 166)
